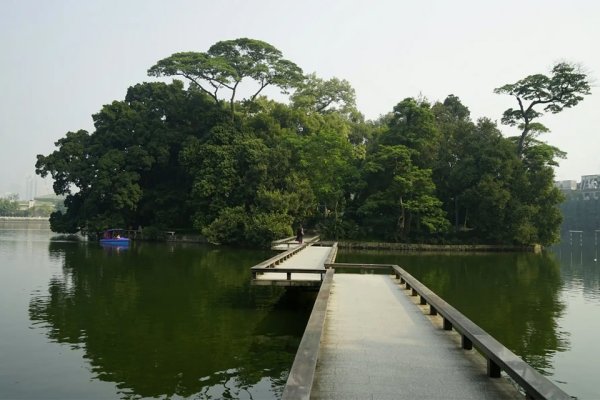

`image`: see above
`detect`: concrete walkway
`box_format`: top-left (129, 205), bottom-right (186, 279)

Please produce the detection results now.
top-left (254, 246), bottom-right (332, 282)
top-left (271, 236), bottom-right (317, 250)
top-left (311, 274), bottom-right (519, 400)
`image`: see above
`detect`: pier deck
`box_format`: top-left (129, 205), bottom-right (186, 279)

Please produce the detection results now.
top-left (256, 242), bottom-right (570, 399)
top-left (252, 245), bottom-right (333, 286)
top-left (310, 274), bottom-right (519, 399)
top-left (251, 238), bottom-right (337, 287)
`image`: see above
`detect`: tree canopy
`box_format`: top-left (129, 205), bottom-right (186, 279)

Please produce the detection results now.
top-left (36, 39), bottom-right (585, 247)
top-left (148, 38), bottom-right (304, 118)
top-left (494, 62), bottom-right (591, 154)
top-left (291, 73), bottom-right (357, 115)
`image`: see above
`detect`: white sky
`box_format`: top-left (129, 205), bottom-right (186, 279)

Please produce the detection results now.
top-left (1, 0), bottom-right (599, 198)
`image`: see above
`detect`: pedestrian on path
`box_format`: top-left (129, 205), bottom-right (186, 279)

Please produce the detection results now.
top-left (296, 224), bottom-right (304, 243)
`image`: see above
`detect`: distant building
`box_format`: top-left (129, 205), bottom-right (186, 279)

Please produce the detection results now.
top-left (557, 174), bottom-right (600, 199)
top-left (581, 175), bottom-right (600, 190)
top-left (560, 174), bottom-right (600, 233)
top-left (17, 200), bottom-right (34, 211)
top-left (555, 180), bottom-right (577, 191)
top-left (580, 174), bottom-right (600, 200)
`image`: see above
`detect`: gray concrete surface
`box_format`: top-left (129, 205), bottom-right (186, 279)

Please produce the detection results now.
top-left (311, 274), bottom-right (521, 400)
top-left (255, 246), bottom-right (332, 282)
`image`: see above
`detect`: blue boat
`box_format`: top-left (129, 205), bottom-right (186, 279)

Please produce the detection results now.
top-left (99, 229), bottom-right (130, 246)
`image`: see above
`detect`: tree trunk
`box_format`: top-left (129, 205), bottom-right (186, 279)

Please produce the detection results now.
top-left (396, 196), bottom-right (405, 241)
top-left (517, 127), bottom-right (529, 155)
top-left (454, 197), bottom-right (459, 232)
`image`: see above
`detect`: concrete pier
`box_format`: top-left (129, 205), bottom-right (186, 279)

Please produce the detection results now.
top-left (310, 274), bottom-right (520, 400)
top-left (260, 241), bottom-right (570, 399)
top-left (251, 241), bottom-right (337, 287)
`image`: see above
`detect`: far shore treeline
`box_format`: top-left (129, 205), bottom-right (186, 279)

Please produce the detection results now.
top-left (35, 38), bottom-right (591, 248)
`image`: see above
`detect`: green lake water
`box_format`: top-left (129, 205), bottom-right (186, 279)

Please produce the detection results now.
top-left (1, 221), bottom-right (599, 399)
top-left (0, 221), bottom-right (314, 399)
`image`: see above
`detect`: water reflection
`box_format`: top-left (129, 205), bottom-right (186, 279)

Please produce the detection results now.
top-left (100, 243), bottom-right (130, 253)
top-left (551, 232), bottom-right (600, 301)
top-left (337, 251), bottom-right (568, 375)
top-left (29, 242), bottom-right (312, 399)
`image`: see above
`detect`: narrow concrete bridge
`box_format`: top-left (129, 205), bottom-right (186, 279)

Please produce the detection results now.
top-left (251, 239), bottom-right (571, 400)
top-left (251, 236), bottom-right (336, 287)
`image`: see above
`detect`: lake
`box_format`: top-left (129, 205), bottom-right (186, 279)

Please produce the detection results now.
top-left (1, 221), bottom-right (598, 399)
top-left (0, 220), bottom-right (314, 399)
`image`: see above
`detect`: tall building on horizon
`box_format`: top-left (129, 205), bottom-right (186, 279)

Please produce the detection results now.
top-left (25, 175), bottom-right (34, 200)
top-left (23, 175), bottom-right (47, 200)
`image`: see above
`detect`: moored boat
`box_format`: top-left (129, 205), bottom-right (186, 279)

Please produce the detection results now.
top-left (99, 229), bottom-right (130, 246)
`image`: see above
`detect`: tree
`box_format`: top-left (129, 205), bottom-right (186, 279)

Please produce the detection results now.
top-left (0, 197), bottom-right (19, 216)
top-left (350, 97), bottom-right (449, 241)
top-left (431, 95), bottom-right (475, 231)
top-left (239, 96), bottom-right (364, 240)
top-left (357, 144), bottom-right (449, 241)
top-left (446, 118), bottom-right (565, 246)
top-left (36, 81), bottom-right (221, 234)
top-left (509, 140), bottom-right (565, 245)
top-left (180, 121), bottom-right (315, 247)
top-left (36, 41), bottom-right (570, 246)
top-left (290, 73), bottom-right (357, 115)
top-left (282, 122), bottom-right (359, 238)
top-left (383, 97), bottom-right (440, 168)
top-left (447, 118), bottom-right (520, 242)
top-left (494, 62), bottom-right (590, 155)
top-left (148, 38), bottom-right (304, 118)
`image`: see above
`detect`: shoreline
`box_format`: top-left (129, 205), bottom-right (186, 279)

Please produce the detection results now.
top-left (0, 216), bottom-right (50, 221)
top-left (323, 240), bottom-right (542, 253)
top-left (0, 220), bottom-right (543, 252)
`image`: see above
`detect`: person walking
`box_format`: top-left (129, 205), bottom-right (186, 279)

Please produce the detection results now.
top-left (296, 224), bottom-right (304, 243)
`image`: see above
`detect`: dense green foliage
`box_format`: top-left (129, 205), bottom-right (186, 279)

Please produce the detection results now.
top-left (36, 39), bottom-right (585, 247)
top-left (0, 195), bottom-right (19, 216)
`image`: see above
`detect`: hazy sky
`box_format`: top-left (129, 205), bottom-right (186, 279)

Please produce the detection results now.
top-left (1, 0), bottom-right (599, 198)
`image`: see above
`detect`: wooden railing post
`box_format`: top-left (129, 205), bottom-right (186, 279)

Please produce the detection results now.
top-left (487, 359), bottom-right (501, 378)
top-left (443, 318), bottom-right (452, 331)
top-left (353, 264), bottom-right (572, 400)
top-left (462, 335), bottom-right (473, 350)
